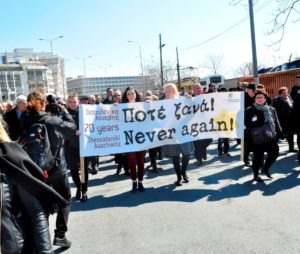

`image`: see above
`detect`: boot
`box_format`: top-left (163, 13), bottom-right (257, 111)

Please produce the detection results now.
top-left (182, 171), bottom-right (189, 183)
top-left (138, 182), bottom-right (145, 192)
top-left (53, 235), bottom-right (71, 248)
top-left (81, 191), bottom-right (88, 202)
top-left (261, 167), bottom-right (272, 179)
top-left (116, 164), bottom-right (122, 175)
top-left (253, 170), bottom-right (262, 182)
top-left (175, 171), bottom-right (182, 186)
top-left (152, 162), bottom-right (158, 173)
top-left (75, 187), bottom-right (81, 200)
top-left (131, 182), bottom-right (138, 193)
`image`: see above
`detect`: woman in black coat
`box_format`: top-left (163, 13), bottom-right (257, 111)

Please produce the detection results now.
top-left (0, 117), bottom-right (66, 254)
top-left (245, 90), bottom-right (283, 181)
top-left (272, 87), bottom-right (296, 152)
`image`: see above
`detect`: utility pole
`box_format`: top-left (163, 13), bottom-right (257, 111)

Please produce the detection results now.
top-left (159, 33), bottom-right (165, 87)
top-left (248, 0), bottom-right (259, 86)
top-left (176, 47), bottom-right (181, 89)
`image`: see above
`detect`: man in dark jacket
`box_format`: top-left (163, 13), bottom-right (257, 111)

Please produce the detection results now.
top-left (290, 74), bottom-right (300, 100)
top-left (244, 83), bottom-right (256, 166)
top-left (64, 93), bottom-right (90, 202)
top-left (21, 91), bottom-right (77, 248)
top-left (291, 91), bottom-right (300, 164)
top-left (4, 95), bottom-right (27, 141)
top-left (102, 87), bottom-right (114, 104)
top-left (192, 83), bottom-right (212, 165)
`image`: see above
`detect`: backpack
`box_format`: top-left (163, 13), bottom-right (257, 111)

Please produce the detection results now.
top-left (23, 123), bottom-right (55, 171)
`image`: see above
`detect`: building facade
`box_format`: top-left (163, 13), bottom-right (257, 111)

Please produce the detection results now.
top-left (0, 48), bottom-right (65, 101)
top-left (67, 75), bottom-right (155, 98)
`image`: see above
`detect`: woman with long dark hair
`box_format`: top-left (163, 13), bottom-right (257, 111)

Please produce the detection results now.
top-left (122, 86), bottom-right (146, 193)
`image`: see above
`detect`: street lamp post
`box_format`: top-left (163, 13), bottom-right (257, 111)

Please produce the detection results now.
top-left (99, 65), bottom-right (112, 77)
top-left (76, 56), bottom-right (92, 78)
top-left (159, 33), bottom-right (166, 87)
top-left (248, 0), bottom-right (259, 86)
top-left (128, 40), bottom-right (144, 76)
top-left (38, 35), bottom-right (64, 55)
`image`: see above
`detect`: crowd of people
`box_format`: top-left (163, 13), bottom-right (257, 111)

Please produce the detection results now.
top-left (1, 74), bottom-right (300, 253)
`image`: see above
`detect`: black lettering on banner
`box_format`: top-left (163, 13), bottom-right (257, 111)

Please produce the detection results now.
top-left (135, 110), bottom-right (146, 122)
top-left (182, 125), bottom-right (189, 136)
top-left (182, 104), bottom-right (192, 116)
top-left (84, 123), bottom-right (94, 132)
top-left (199, 122), bottom-right (208, 132)
top-left (157, 106), bottom-right (166, 120)
top-left (191, 123), bottom-right (199, 136)
top-left (135, 132), bottom-right (145, 143)
top-left (124, 128), bottom-right (176, 145)
top-left (200, 99), bottom-right (210, 112)
top-left (123, 105), bottom-right (166, 123)
top-left (122, 108), bottom-right (135, 123)
top-left (147, 109), bottom-right (156, 121)
top-left (174, 102), bottom-right (182, 120)
top-left (211, 98), bottom-right (214, 111)
top-left (217, 121), bottom-right (228, 131)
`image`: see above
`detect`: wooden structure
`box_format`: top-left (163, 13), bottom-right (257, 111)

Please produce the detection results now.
top-left (239, 68), bottom-right (300, 99)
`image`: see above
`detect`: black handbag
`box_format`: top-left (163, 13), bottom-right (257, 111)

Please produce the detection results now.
top-left (251, 122), bottom-right (275, 145)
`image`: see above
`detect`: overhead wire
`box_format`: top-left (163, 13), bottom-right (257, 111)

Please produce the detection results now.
top-left (180, 0), bottom-right (273, 51)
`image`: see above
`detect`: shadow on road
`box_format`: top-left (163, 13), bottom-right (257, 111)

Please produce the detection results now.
top-left (69, 151), bottom-right (299, 211)
top-left (71, 183), bottom-right (216, 212)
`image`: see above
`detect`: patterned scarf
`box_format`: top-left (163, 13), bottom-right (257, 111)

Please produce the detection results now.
top-left (253, 103), bottom-right (276, 135)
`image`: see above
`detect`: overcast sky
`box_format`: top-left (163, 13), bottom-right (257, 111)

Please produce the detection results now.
top-left (1, 0), bottom-right (299, 79)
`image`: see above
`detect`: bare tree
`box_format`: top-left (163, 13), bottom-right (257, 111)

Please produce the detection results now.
top-left (201, 54), bottom-right (224, 74)
top-left (229, 0), bottom-right (300, 47)
top-left (266, 0), bottom-right (300, 47)
top-left (144, 56), bottom-right (176, 90)
top-left (232, 61), bottom-right (265, 77)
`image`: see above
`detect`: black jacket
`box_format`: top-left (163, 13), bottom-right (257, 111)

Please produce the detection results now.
top-left (21, 111), bottom-right (77, 175)
top-left (245, 105), bottom-right (283, 145)
top-left (3, 108), bottom-right (23, 141)
top-left (0, 142), bottom-right (66, 254)
top-left (272, 96), bottom-right (292, 132)
top-left (291, 93), bottom-right (300, 130)
top-left (290, 85), bottom-right (300, 100)
top-left (65, 107), bottom-right (79, 148)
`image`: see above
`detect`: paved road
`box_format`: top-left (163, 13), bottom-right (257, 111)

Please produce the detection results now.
top-left (51, 140), bottom-right (300, 254)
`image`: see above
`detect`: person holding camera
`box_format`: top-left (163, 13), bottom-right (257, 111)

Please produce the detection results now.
top-left (0, 116), bottom-right (67, 254)
top-left (21, 91), bottom-right (77, 248)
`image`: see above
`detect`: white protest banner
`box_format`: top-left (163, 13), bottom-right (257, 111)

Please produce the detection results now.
top-left (79, 92), bottom-right (244, 157)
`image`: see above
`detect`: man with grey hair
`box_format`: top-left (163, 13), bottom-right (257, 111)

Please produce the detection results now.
top-left (192, 83), bottom-right (212, 166)
top-left (4, 95), bottom-right (27, 141)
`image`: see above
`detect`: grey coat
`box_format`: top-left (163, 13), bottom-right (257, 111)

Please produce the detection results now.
top-left (162, 142), bottom-right (194, 157)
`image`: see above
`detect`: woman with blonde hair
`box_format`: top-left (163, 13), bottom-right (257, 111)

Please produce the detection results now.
top-left (162, 83), bottom-right (193, 186)
top-left (0, 116), bottom-right (66, 253)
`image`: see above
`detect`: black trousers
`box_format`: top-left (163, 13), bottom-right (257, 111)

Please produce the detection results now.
top-left (47, 171), bottom-right (71, 238)
top-left (193, 139), bottom-right (211, 162)
top-left (65, 146), bottom-right (89, 192)
top-left (252, 140), bottom-right (279, 178)
top-left (172, 154), bottom-right (190, 179)
top-left (217, 138), bottom-right (230, 155)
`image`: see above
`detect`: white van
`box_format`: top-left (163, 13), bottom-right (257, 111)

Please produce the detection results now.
top-left (199, 74), bottom-right (225, 90)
